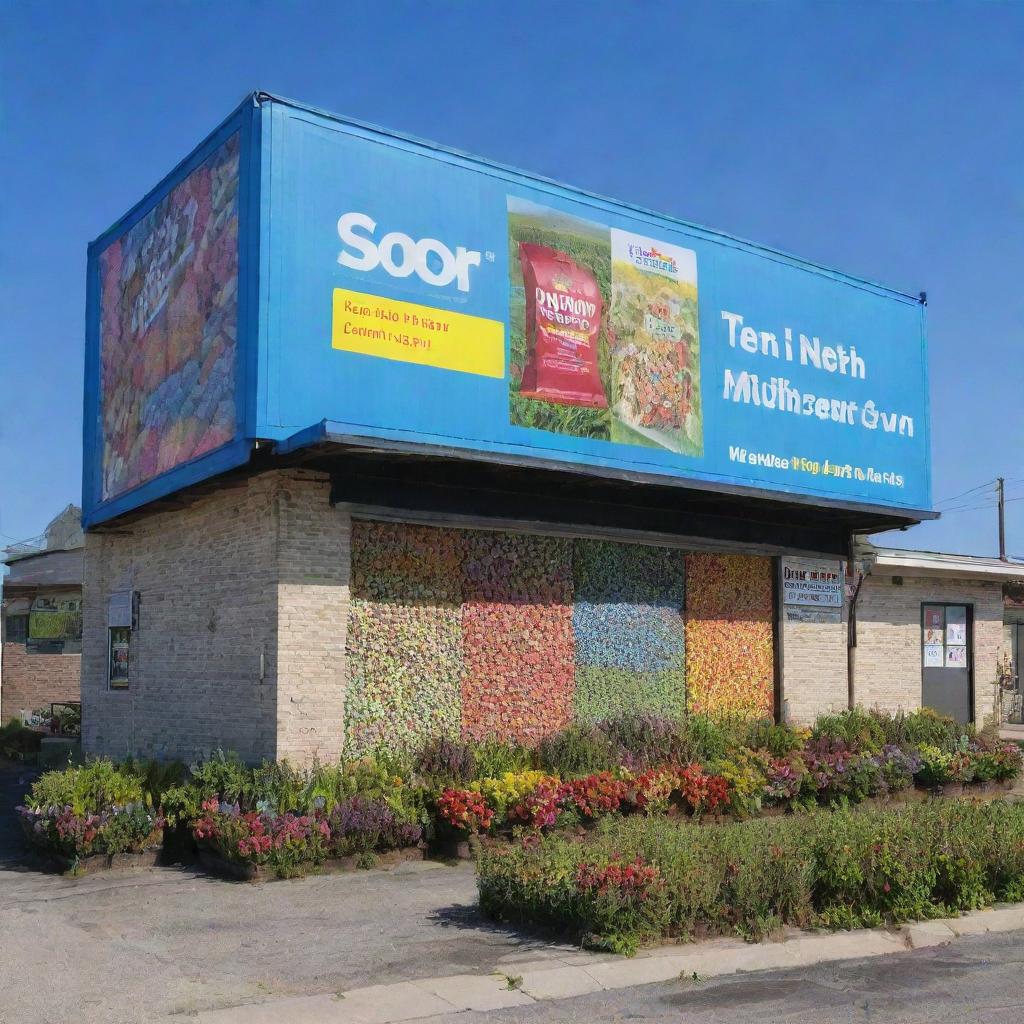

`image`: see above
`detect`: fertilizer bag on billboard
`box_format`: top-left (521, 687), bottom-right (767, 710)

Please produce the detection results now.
top-left (517, 243), bottom-right (607, 408)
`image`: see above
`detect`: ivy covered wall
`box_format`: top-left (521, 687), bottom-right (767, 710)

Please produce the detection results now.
top-left (344, 521), bottom-right (774, 753)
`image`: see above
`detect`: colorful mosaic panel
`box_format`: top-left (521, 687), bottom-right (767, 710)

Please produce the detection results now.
top-left (344, 523), bottom-right (776, 751)
top-left (461, 532), bottom-right (575, 744)
top-left (344, 521), bottom-right (465, 756)
top-left (98, 133), bottom-right (240, 501)
top-left (684, 553), bottom-right (774, 717)
top-left (572, 540), bottom-right (686, 721)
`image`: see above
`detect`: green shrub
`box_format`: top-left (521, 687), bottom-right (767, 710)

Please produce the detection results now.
top-left (0, 720), bottom-right (43, 759)
top-left (811, 708), bottom-right (887, 753)
top-left (538, 723), bottom-right (620, 775)
top-left (477, 801), bottom-right (1024, 953)
top-left (121, 758), bottom-right (186, 805)
top-left (471, 739), bottom-right (538, 778)
top-left (741, 719), bottom-right (805, 757)
top-left (187, 749), bottom-right (252, 804)
top-left (879, 708), bottom-right (965, 752)
top-left (25, 759), bottom-right (144, 816)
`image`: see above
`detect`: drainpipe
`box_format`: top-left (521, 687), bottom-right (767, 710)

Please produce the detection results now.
top-left (847, 537), bottom-right (866, 710)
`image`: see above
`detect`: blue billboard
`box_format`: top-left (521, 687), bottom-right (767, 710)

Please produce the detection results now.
top-left (84, 94), bottom-right (931, 527)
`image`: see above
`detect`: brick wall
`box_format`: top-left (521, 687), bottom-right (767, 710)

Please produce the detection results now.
top-left (0, 644), bottom-right (80, 722)
top-left (83, 474), bottom-right (281, 762)
top-left (854, 573), bottom-right (1005, 723)
top-left (82, 469), bottom-right (351, 764)
top-left (275, 478), bottom-right (350, 763)
top-left (780, 610), bottom-right (848, 725)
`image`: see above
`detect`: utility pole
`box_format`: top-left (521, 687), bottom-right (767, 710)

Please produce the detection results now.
top-left (998, 477), bottom-right (1007, 561)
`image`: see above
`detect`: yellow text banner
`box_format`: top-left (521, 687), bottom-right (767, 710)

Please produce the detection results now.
top-left (332, 288), bottom-right (505, 378)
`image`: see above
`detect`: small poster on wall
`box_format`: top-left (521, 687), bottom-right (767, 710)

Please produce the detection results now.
top-left (924, 606), bottom-right (944, 631)
top-left (109, 626), bottom-right (130, 688)
top-left (924, 627), bottom-right (944, 645)
top-left (946, 645), bottom-right (968, 668)
top-left (923, 644), bottom-right (944, 668)
top-left (946, 606), bottom-right (967, 645)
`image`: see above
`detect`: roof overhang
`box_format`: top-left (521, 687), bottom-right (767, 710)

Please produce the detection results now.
top-left (867, 547), bottom-right (1024, 582)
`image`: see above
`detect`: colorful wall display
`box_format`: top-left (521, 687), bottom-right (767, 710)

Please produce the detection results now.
top-left (344, 521), bottom-right (772, 751)
top-left (461, 532), bottom-right (575, 743)
top-left (572, 540), bottom-right (687, 722)
top-left (345, 521), bottom-right (464, 755)
top-left (684, 553), bottom-right (774, 718)
top-left (96, 132), bottom-right (240, 502)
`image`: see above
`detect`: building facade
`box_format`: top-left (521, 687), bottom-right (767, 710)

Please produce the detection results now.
top-left (1, 507), bottom-right (84, 722)
top-left (79, 94), bottom-right (940, 764)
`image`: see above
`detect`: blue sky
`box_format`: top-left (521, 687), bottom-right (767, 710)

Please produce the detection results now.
top-left (1, 1), bottom-right (1021, 555)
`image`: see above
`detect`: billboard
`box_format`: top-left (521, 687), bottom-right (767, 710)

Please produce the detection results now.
top-left (84, 95), bottom-right (932, 526)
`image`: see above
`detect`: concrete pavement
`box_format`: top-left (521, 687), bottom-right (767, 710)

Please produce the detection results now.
top-left (190, 906), bottom-right (1024, 1024)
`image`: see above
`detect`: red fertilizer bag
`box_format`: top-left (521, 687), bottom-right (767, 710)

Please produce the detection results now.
top-left (518, 243), bottom-right (607, 408)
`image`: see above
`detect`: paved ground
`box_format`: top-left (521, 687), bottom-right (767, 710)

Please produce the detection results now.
top-left (0, 760), bottom-right (597, 1024)
top-left (4, 757), bottom-right (1024, 1024)
top-left (410, 932), bottom-right (1024, 1023)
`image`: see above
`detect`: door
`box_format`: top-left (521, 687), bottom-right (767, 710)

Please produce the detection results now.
top-left (921, 604), bottom-right (972, 723)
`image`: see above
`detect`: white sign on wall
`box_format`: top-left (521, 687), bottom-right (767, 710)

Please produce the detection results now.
top-left (782, 557), bottom-right (844, 608)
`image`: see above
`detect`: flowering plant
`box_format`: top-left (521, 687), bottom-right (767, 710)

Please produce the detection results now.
top-left (471, 771), bottom-right (554, 823)
top-left (18, 801), bottom-right (164, 859)
top-left (914, 745), bottom-right (954, 788)
top-left (558, 772), bottom-right (628, 819)
top-left (510, 780), bottom-right (565, 830)
top-left (327, 796), bottom-right (422, 856)
top-left (624, 767), bottom-right (678, 815)
top-left (436, 788), bottom-right (494, 834)
top-left (764, 755), bottom-right (806, 803)
top-left (576, 856), bottom-right (663, 899)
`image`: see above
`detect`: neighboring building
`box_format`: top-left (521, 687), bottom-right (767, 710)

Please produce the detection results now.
top-left (848, 544), bottom-right (1024, 725)
top-left (1, 505), bottom-right (84, 722)
top-left (78, 94), bottom-right (938, 764)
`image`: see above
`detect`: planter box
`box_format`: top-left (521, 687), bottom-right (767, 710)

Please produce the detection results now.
top-left (26, 828), bottom-right (164, 877)
top-left (197, 844), bottom-right (426, 882)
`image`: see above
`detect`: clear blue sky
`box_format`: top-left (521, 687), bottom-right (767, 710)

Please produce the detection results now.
top-left (2, 1), bottom-right (1021, 555)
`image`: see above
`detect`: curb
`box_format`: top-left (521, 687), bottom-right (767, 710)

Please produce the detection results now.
top-left (191, 904), bottom-right (1024, 1023)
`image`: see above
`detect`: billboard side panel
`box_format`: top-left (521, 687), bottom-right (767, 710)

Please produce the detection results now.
top-left (259, 101), bottom-right (932, 513)
top-left (83, 100), bottom-right (259, 528)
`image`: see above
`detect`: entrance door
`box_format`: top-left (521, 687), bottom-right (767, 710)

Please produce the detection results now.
top-left (921, 604), bottom-right (972, 723)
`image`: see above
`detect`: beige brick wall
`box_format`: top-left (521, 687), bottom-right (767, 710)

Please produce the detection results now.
top-left (853, 573), bottom-right (1006, 724)
top-left (275, 477), bottom-right (350, 763)
top-left (82, 469), bottom-right (349, 764)
top-left (780, 612), bottom-right (848, 725)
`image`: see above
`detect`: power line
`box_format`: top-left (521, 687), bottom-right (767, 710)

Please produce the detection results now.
top-left (935, 479), bottom-right (996, 506)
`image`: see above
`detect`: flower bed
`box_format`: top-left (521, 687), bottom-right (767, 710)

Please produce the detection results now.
top-left (429, 710), bottom-right (1022, 844)
top-left (17, 760), bottom-right (164, 874)
top-left (18, 708), bottom-right (1023, 881)
top-left (478, 800), bottom-right (1024, 954)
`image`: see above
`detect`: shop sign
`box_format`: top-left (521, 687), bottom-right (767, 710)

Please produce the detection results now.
top-left (782, 557), bottom-right (844, 608)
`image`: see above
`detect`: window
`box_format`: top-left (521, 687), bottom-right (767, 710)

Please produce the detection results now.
top-left (109, 627), bottom-right (130, 689)
top-left (4, 613), bottom-right (29, 645)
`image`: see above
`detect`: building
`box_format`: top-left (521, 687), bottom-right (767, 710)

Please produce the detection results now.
top-left (79, 94), bottom-right (938, 764)
top-left (849, 543), bottom-right (1024, 724)
top-left (1, 505), bottom-right (84, 722)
